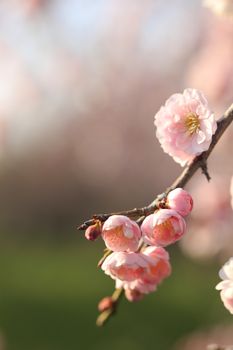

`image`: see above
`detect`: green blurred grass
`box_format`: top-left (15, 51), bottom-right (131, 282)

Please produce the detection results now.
top-left (0, 238), bottom-right (231, 350)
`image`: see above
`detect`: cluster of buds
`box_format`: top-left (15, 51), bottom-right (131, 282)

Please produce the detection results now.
top-left (85, 188), bottom-right (193, 303)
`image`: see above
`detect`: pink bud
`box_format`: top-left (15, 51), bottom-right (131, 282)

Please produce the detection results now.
top-left (166, 188), bottom-right (193, 216)
top-left (85, 221), bottom-right (102, 241)
top-left (125, 289), bottom-right (144, 302)
top-left (98, 296), bottom-right (114, 312)
top-left (102, 215), bottom-right (141, 252)
top-left (141, 209), bottom-right (186, 247)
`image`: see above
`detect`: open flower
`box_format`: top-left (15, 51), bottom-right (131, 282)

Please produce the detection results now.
top-left (154, 88), bottom-right (216, 166)
top-left (141, 209), bottom-right (186, 247)
top-left (102, 215), bottom-right (141, 252)
top-left (101, 247), bottom-right (171, 299)
top-left (216, 258), bottom-right (233, 314)
top-left (102, 251), bottom-right (149, 283)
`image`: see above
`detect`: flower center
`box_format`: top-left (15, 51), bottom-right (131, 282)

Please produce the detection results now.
top-left (155, 218), bottom-right (175, 239)
top-left (185, 112), bottom-right (200, 135)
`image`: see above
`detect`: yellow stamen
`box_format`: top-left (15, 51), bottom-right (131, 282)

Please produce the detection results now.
top-left (185, 112), bottom-right (200, 135)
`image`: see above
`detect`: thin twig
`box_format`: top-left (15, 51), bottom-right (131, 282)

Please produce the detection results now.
top-left (78, 103), bottom-right (233, 326)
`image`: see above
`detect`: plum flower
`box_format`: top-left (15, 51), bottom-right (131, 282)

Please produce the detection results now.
top-left (102, 215), bottom-right (141, 252)
top-left (122, 246), bottom-right (171, 291)
top-left (154, 88), bottom-right (216, 166)
top-left (141, 209), bottom-right (186, 247)
top-left (101, 247), bottom-right (171, 299)
top-left (216, 258), bottom-right (233, 314)
top-left (101, 251), bottom-right (148, 283)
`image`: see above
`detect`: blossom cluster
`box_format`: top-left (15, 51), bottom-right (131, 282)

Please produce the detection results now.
top-left (82, 88), bottom-right (233, 321)
top-left (85, 188), bottom-right (193, 303)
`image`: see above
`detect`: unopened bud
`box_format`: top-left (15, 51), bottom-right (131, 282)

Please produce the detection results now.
top-left (166, 188), bottom-right (193, 217)
top-left (98, 296), bottom-right (114, 312)
top-left (85, 221), bottom-right (102, 241)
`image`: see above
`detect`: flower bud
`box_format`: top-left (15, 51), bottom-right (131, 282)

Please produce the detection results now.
top-left (98, 296), bottom-right (114, 312)
top-left (166, 188), bottom-right (193, 216)
top-left (141, 209), bottom-right (186, 247)
top-left (85, 221), bottom-right (102, 241)
top-left (102, 215), bottom-right (141, 252)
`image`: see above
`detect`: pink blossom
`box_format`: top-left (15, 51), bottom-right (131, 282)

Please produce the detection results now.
top-left (141, 209), bottom-right (186, 247)
top-left (154, 88), bottom-right (216, 166)
top-left (102, 215), bottom-right (141, 252)
top-left (101, 248), bottom-right (171, 295)
top-left (216, 258), bottom-right (233, 314)
top-left (118, 247), bottom-right (171, 293)
top-left (166, 188), bottom-right (193, 217)
top-left (101, 251), bottom-right (151, 284)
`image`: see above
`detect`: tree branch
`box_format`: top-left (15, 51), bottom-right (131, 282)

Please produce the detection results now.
top-left (78, 103), bottom-right (233, 326)
top-left (78, 104), bottom-right (233, 231)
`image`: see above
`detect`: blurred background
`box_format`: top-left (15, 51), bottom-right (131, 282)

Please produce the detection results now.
top-left (0, 0), bottom-right (232, 349)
